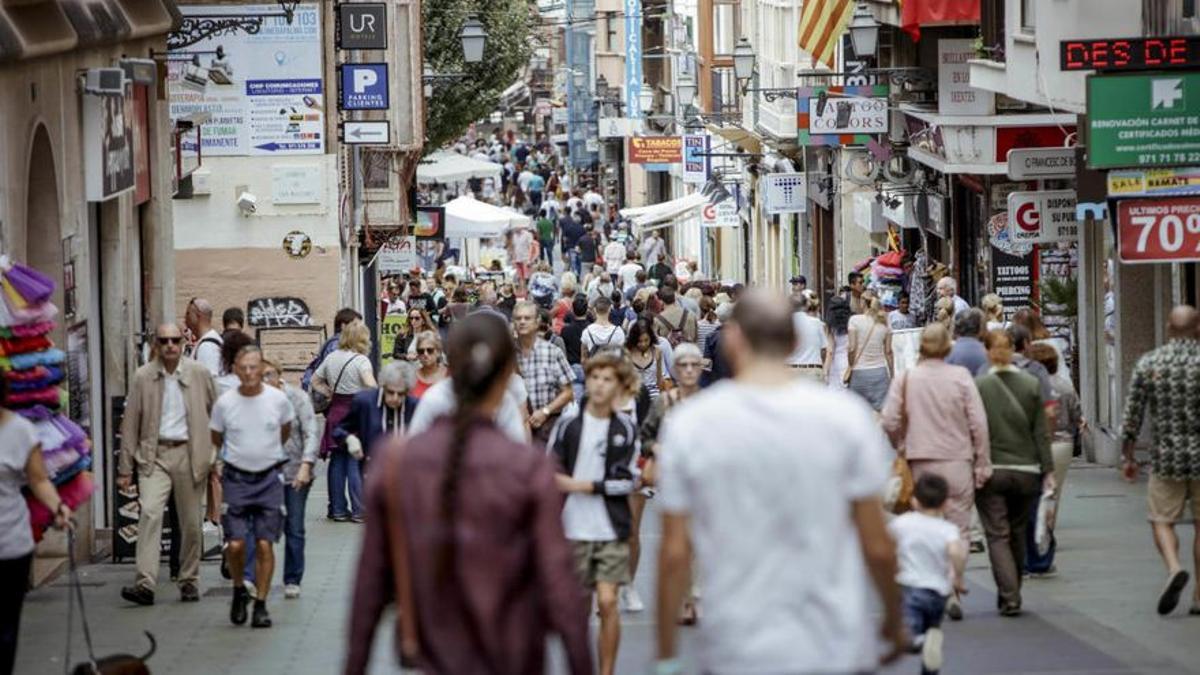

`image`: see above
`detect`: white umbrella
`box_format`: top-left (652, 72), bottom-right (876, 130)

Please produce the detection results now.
top-left (417, 151), bottom-right (503, 184)
top-left (443, 194), bottom-right (531, 239)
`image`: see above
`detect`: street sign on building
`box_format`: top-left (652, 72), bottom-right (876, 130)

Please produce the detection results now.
top-left (1087, 72), bottom-right (1200, 169)
top-left (339, 63), bottom-right (389, 110)
top-left (340, 121), bottom-right (391, 145)
top-left (1008, 190), bottom-right (1079, 243)
top-left (628, 136), bottom-right (682, 163)
top-left (762, 173), bottom-right (808, 214)
top-left (1108, 167), bottom-right (1200, 198)
top-left (1006, 148), bottom-right (1076, 180)
top-left (938, 39), bottom-right (995, 115)
top-left (337, 3), bottom-right (387, 50)
top-left (376, 236), bottom-right (417, 274)
top-left (1117, 197), bottom-right (1200, 263)
top-left (701, 198), bottom-right (739, 228)
top-left (682, 134), bottom-right (709, 184)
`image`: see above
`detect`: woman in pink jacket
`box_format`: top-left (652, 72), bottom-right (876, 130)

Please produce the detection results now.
top-left (881, 323), bottom-right (992, 617)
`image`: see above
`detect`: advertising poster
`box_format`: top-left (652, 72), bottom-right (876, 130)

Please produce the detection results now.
top-left (83, 82), bottom-right (135, 201)
top-left (169, 4), bottom-right (324, 156)
top-left (416, 206), bottom-right (446, 241)
top-left (379, 314), bottom-right (408, 365)
top-left (628, 136), bottom-right (683, 164)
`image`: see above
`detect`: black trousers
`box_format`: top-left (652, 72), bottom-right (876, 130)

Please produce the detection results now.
top-left (0, 553), bottom-right (33, 675)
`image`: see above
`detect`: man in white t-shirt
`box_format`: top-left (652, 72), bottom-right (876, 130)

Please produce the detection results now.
top-left (603, 237), bottom-right (627, 275)
top-left (581, 297), bottom-right (626, 362)
top-left (639, 232), bottom-right (664, 270)
top-left (786, 294), bottom-right (829, 383)
top-left (186, 297), bottom-right (223, 376)
top-left (887, 473), bottom-right (968, 675)
top-left (210, 345), bottom-right (294, 630)
top-left (655, 291), bottom-right (904, 674)
top-left (549, 352), bottom-right (640, 675)
top-left (617, 253), bottom-right (643, 291)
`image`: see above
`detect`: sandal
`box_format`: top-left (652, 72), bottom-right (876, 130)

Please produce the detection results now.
top-left (677, 601), bottom-right (699, 626)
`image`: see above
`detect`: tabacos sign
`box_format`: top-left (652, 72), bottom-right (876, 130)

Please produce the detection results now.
top-left (1008, 190), bottom-right (1078, 243)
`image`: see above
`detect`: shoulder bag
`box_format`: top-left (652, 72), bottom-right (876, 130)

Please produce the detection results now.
top-left (842, 321), bottom-right (877, 386)
top-left (886, 370), bottom-right (915, 514)
top-left (311, 353), bottom-right (362, 414)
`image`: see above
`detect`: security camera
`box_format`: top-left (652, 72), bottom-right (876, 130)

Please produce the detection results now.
top-left (237, 192), bottom-right (257, 214)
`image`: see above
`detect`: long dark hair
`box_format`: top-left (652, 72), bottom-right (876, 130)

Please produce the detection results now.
top-left (825, 296), bottom-right (852, 336)
top-left (625, 317), bottom-right (656, 353)
top-left (437, 312), bottom-right (515, 583)
top-left (219, 331), bottom-right (254, 374)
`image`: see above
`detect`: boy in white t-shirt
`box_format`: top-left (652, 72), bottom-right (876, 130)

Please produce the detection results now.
top-left (887, 473), bottom-right (968, 675)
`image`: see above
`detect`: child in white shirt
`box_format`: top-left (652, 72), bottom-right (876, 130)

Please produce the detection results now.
top-left (887, 473), bottom-right (968, 675)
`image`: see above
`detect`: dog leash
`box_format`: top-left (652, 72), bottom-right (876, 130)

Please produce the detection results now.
top-left (65, 527), bottom-right (98, 675)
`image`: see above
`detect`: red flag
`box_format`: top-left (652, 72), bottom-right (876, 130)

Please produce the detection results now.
top-left (901, 0), bottom-right (981, 42)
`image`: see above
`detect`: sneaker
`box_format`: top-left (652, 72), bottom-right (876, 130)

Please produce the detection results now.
top-left (969, 540), bottom-right (985, 554)
top-left (244, 579), bottom-right (258, 601)
top-left (999, 603), bottom-right (1022, 617)
top-left (921, 628), bottom-right (944, 672)
top-left (329, 514), bottom-right (350, 523)
top-left (945, 596), bottom-right (963, 622)
top-left (251, 600), bottom-right (272, 628)
top-left (619, 585), bottom-right (645, 613)
top-left (1028, 564), bottom-right (1058, 579)
top-left (120, 585), bottom-right (155, 607)
top-left (1158, 570), bottom-right (1190, 616)
top-left (180, 582), bottom-right (200, 602)
top-left (284, 584), bottom-right (301, 599)
top-left (230, 585), bottom-right (250, 625)
top-left (350, 514), bottom-right (365, 524)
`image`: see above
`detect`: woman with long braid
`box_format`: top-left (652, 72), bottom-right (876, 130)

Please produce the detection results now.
top-left (345, 313), bottom-right (592, 675)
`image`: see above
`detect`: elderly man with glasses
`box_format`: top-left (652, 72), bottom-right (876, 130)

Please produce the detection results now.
top-left (117, 323), bottom-right (218, 606)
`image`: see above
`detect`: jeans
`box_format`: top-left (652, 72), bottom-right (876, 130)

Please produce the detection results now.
top-left (1, 554), bottom-right (32, 674)
top-left (246, 482), bottom-right (312, 586)
top-left (328, 449), bottom-right (364, 519)
top-left (540, 238), bottom-right (555, 264)
top-left (563, 249), bottom-right (581, 277)
top-left (901, 586), bottom-right (946, 675)
top-left (570, 363), bottom-right (585, 402)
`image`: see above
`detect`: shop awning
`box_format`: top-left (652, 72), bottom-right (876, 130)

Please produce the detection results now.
top-left (706, 123), bottom-right (764, 156)
top-left (416, 151), bottom-right (503, 184)
top-left (901, 105), bottom-right (1077, 175)
top-left (444, 194), bottom-right (530, 238)
top-left (620, 193), bottom-right (709, 229)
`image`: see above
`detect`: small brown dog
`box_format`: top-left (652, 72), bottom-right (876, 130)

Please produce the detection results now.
top-left (71, 632), bottom-right (155, 675)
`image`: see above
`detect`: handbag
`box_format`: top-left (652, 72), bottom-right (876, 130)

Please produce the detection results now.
top-left (842, 322), bottom-right (877, 386)
top-left (886, 370), bottom-right (915, 515)
top-left (311, 354), bottom-right (361, 414)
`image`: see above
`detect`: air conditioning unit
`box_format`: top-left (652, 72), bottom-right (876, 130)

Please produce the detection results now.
top-left (84, 68), bottom-right (125, 95)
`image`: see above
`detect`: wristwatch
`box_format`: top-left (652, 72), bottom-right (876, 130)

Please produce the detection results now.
top-left (540, 406), bottom-right (552, 417)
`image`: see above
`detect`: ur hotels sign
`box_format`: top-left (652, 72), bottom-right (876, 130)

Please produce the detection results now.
top-left (340, 63), bottom-right (389, 110)
top-left (1087, 72), bottom-right (1200, 169)
top-left (337, 3), bottom-right (387, 50)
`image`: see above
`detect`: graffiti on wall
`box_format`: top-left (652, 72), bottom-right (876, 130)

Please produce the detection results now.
top-left (247, 297), bottom-right (313, 328)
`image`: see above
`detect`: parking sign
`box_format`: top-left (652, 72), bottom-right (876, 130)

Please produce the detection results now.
top-left (339, 63), bottom-right (389, 110)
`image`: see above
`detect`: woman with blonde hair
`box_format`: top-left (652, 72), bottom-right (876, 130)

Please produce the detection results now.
top-left (881, 323), bottom-right (991, 620)
top-left (313, 319), bottom-right (377, 522)
top-left (410, 330), bottom-right (448, 399)
top-left (845, 292), bottom-right (894, 410)
top-left (980, 293), bottom-right (1006, 332)
top-left (934, 296), bottom-right (956, 331)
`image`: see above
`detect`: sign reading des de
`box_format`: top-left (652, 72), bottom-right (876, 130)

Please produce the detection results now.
top-left (1087, 72), bottom-right (1200, 169)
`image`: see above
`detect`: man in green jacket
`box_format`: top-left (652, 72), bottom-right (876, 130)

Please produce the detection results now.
top-left (975, 329), bottom-right (1055, 617)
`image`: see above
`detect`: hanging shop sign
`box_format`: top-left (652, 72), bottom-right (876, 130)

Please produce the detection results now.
top-left (682, 134), bottom-right (710, 185)
top-left (1061, 36), bottom-right (1200, 73)
top-left (1007, 190), bottom-right (1079, 244)
top-left (1117, 197), bottom-right (1200, 264)
top-left (282, 230), bottom-right (312, 259)
top-left (991, 246), bottom-right (1036, 320)
top-left (853, 192), bottom-right (887, 233)
top-left (938, 39), bottom-right (995, 116)
top-left (1087, 72), bottom-right (1200, 169)
top-left (377, 235), bottom-right (417, 274)
top-left (415, 206), bottom-right (446, 241)
top-left (763, 173), bottom-right (808, 214)
top-left (701, 198), bottom-right (740, 228)
top-left (339, 63), bottom-right (389, 110)
top-left (628, 136), bottom-right (682, 164)
top-left (336, 3), bottom-right (387, 50)
top-left (797, 85), bottom-right (889, 146)
top-left (1006, 147), bottom-right (1076, 180)
top-left (624, 0), bottom-right (643, 118)
top-left (83, 81), bottom-right (135, 202)
top-left (1108, 166), bottom-right (1200, 198)
top-left (168, 4), bottom-right (324, 156)
top-left (599, 118), bottom-right (643, 138)
top-left (552, 107), bottom-right (569, 125)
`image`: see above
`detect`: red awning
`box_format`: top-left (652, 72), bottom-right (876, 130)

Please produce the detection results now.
top-left (901, 0), bottom-right (980, 42)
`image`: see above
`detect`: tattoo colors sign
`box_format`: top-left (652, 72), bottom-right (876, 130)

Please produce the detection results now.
top-left (628, 136), bottom-right (683, 164)
top-left (168, 5), bottom-right (324, 156)
top-left (797, 85), bottom-right (888, 146)
top-left (1117, 197), bottom-right (1200, 263)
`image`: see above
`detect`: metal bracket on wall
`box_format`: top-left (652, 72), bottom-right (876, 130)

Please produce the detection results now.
top-left (167, 1), bottom-right (302, 51)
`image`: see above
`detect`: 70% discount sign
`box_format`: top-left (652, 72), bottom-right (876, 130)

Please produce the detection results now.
top-left (1118, 198), bottom-right (1200, 263)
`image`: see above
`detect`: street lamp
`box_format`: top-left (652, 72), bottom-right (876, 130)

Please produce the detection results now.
top-left (733, 37), bottom-right (755, 82)
top-left (638, 82), bottom-right (654, 115)
top-left (573, 69), bottom-right (585, 88)
top-left (596, 74), bottom-right (608, 98)
top-left (676, 73), bottom-right (697, 108)
top-left (459, 15), bottom-right (487, 64)
top-left (847, 3), bottom-right (879, 59)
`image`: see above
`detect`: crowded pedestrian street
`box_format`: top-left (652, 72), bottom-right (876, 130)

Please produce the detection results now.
top-left (12, 465), bottom-right (1197, 674)
top-left (6, 1), bottom-right (1200, 675)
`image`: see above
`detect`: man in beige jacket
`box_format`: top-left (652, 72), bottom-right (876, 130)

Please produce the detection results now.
top-left (118, 323), bottom-right (217, 605)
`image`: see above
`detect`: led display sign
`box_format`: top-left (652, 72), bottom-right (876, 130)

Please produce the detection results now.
top-left (1061, 37), bottom-right (1200, 72)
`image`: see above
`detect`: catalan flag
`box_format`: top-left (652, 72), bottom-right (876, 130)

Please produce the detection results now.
top-left (798, 0), bottom-right (856, 68)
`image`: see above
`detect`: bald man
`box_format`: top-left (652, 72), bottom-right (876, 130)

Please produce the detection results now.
top-left (1121, 305), bottom-right (1200, 616)
top-left (118, 324), bottom-right (218, 606)
top-left (186, 297), bottom-right (223, 376)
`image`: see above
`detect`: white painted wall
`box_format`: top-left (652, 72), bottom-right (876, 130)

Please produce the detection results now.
top-left (173, 154), bottom-right (341, 250)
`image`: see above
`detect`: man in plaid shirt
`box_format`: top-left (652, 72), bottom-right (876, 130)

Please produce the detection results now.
top-left (514, 301), bottom-right (575, 443)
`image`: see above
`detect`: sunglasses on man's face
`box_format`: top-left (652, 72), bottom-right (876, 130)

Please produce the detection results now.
top-left (157, 337), bottom-right (184, 346)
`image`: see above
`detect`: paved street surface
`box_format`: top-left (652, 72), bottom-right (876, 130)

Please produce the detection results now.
top-left (16, 460), bottom-right (1200, 674)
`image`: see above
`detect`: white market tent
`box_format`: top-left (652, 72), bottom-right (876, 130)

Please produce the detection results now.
top-left (444, 194), bottom-right (531, 239)
top-left (416, 151), bottom-right (503, 184)
top-left (620, 192), bottom-right (708, 230)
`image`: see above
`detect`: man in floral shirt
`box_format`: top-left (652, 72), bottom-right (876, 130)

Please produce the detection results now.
top-left (1121, 305), bottom-right (1200, 616)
